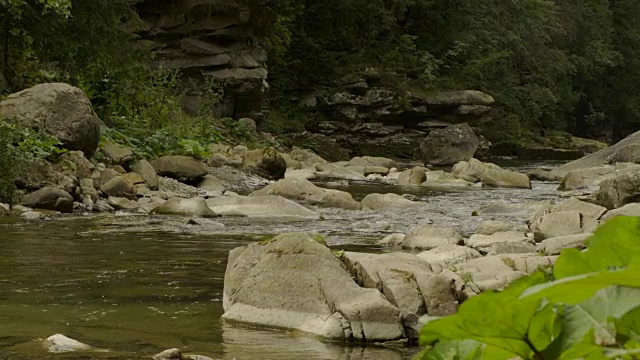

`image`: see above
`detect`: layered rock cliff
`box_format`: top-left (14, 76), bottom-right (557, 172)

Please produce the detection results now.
top-left (135, 0), bottom-right (269, 121)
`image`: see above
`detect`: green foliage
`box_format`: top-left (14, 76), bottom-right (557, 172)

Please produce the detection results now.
top-left (419, 216), bottom-right (640, 360)
top-left (0, 119), bottom-right (66, 203)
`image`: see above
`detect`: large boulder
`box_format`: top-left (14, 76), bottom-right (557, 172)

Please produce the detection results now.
top-left (342, 252), bottom-right (460, 324)
top-left (222, 233), bottom-right (405, 342)
top-left (360, 193), bottom-right (417, 210)
top-left (452, 159), bottom-right (531, 189)
top-left (99, 176), bottom-right (135, 198)
top-left (242, 147), bottom-right (287, 180)
top-left (150, 197), bottom-right (218, 218)
top-left (20, 187), bottom-right (73, 213)
top-left (474, 220), bottom-right (513, 235)
top-left (531, 210), bottom-right (584, 241)
top-left (0, 83), bottom-right (101, 157)
top-left (44, 334), bottom-right (94, 353)
top-left (206, 195), bottom-right (319, 220)
top-left (558, 163), bottom-right (640, 191)
top-left (402, 226), bottom-right (464, 250)
top-left (595, 169), bottom-right (640, 209)
top-left (551, 130), bottom-right (640, 178)
top-left (417, 123), bottom-right (479, 166)
top-left (601, 203), bottom-right (640, 221)
top-left (285, 149), bottom-right (327, 169)
top-left (250, 178), bottom-right (361, 210)
top-left (151, 156), bottom-right (208, 181)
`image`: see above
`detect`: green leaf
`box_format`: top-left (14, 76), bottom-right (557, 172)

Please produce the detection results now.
top-left (521, 267), bottom-right (640, 305)
top-left (528, 301), bottom-right (563, 352)
top-left (420, 340), bottom-right (484, 360)
top-left (420, 278), bottom-right (548, 358)
top-left (617, 307), bottom-right (640, 343)
top-left (552, 287), bottom-right (640, 353)
top-left (554, 217), bottom-right (640, 279)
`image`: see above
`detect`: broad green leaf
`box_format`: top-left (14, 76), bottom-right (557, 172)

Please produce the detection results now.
top-left (528, 301), bottom-right (563, 352)
top-left (552, 287), bottom-right (640, 353)
top-left (521, 267), bottom-right (640, 304)
top-left (420, 289), bottom-right (544, 358)
top-left (420, 340), bottom-right (484, 360)
top-left (554, 217), bottom-right (640, 279)
top-left (617, 307), bottom-right (640, 343)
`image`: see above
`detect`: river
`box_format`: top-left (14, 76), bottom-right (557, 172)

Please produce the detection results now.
top-left (0, 162), bottom-right (565, 359)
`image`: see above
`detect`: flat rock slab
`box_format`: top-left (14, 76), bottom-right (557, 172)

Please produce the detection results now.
top-left (206, 195), bottom-right (319, 220)
top-left (537, 233), bottom-right (592, 255)
top-left (402, 225), bottom-right (464, 250)
top-left (417, 244), bottom-right (482, 265)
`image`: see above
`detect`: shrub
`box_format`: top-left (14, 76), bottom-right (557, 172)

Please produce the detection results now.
top-left (419, 216), bottom-right (640, 359)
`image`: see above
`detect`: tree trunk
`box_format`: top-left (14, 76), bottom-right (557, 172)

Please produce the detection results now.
top-left (0, 14), bottom-right (9, 92)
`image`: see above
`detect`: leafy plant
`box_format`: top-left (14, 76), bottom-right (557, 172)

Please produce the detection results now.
top-left (419, 216), bottom-right (640, 360)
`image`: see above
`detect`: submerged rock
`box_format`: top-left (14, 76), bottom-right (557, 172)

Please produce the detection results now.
top-left (223, 233), bottom-right (405, 342)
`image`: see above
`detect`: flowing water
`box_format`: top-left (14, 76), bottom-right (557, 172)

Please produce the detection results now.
top-left (0, 162), bottom-right (567, 359)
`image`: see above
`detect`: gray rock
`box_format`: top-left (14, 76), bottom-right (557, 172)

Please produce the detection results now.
top-left (475, 220), bottom-right (513, 235)
top-left (557, 165), bottom-right (621, 191)
top-left (396, 166), bottom-right (428, 186)
top-left (131, 160), bottom-right (159, 190)
top-left (94, 200), bottom-right (115, 212)
top-left (497, 254), bottom-right (558, 273)
top-left (151, 156), bottom-right (208, 180)
top-left (100, 176), bottom-right (134, 198)
top-left (150, 197), bottom-right (218, 218)
top-left (532, 210), bottom-right (584, 241)
top-left (206, 195), bottom-right (319, 220)
top-left (417, 244), bottom-right (481, 265)
top-left (0, 83), bottom-right (101, 157)
top-left (153, 348), bottom-right (182, 360)
top-left (0, 203), bottom-right (10, 215)
top-left (601, 203), bottom-right (640, 221)
top-left (596, 169), bottom-right (640, 209)
top-left (286, 149), bottom-right (327, 169)
top-left (455, 256), bottom-right (525, 291)
top-left (418, 123), bottom-right (479, 166)
top-left (100, 142), bottom-right (133, 166)
top-left (107, 196), bottom-right (140, 211)
top-left (223, 233), bottom-right (405, 342)
top-left (197, 175), bottom-right (225, 193)
top-left (342, 252), bottom-right (459, 320)
top-left (537, 233), bottom-right (592, 255)
top-left (250, 178), bottom-right (360, 210)
top-left (99, 168), bottom-right (120, 188)
top-left (44, 334), bottom-right (93, 353)
top-left (21, 211), bottom-right (45, 220)
top-left (348, 156), bottom-right (397, 169)
top-left (20, 187), bottom-right (73, 213)
top-left (137, 197), bottom-right (166, 213)
top-left (242, 147), bottom-right (287, 180)
top-left (402, 226), bottom-right (464, 250)
top-left (452, 159), bottom-right (531, 189)
top-left (360, 193), bottom-right (417, 210)
top-left (528, 168), bottom-right (562, 182)
top-left (473, 200), bottom-right (552, 217)
top-left (284, 167), bottom-right (317, 180)
top-left (465, 231), bottom-right (529, 251)
top-left (378, 233), bottom-right (406, 247)
top-left (552, 130), bottom-right (640, 178)
top-left (423, 90), bottom-right (495, 107)
top-left (315, 163), bottom-right (366, 181)
top-left (487, 242), bottom-right (537, 255)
